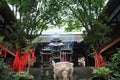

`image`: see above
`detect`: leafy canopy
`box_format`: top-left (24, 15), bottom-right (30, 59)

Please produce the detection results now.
top-left (50, 0), bottom-right (111, 52)
top-left (6, 0), bottom-right (111, 52)
top-left (6, 0), bottom-right (61, 45)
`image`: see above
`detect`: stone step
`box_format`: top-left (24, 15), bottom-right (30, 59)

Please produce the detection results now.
top-left (73, 67), bottom-right (94, 80)
top-left (30, 66), bottom-right (94, 80)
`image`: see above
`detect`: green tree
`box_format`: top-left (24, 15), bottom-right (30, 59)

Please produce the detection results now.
top-left (6, 0), bottom-right (61, 45)
top-left (52, 0), bottom-right (111, 53)
top-left (6, 0), bottom-right (111, 53)
top-left (108, 48), bottom-right (120, 79)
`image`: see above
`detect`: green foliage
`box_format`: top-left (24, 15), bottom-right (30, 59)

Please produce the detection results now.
top-left (48, 0), bottom-right (111, 52)
top-left (13, 71), bottom-right (34, 79)
top-left (0, 35), bottom-right (4, 41)
top-left (6, 0), bottom-right (111, 52)
top-left (0, 58), bottom-right (15, 80)
top-left (0, 2), bottom-right (2, 6)
top-left (6, 0), bottom-right (61, 45)
top-left (93, 67), bottom-right (112, 77)
top-left (0, 1), bottom-right (6, 7)
top-left (0, 58), bottom-right (6, 71)
top-left (108, 48), bottom-right (120, 79)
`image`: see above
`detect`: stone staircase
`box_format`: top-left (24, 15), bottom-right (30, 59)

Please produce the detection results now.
top-left (30, 66), bottom-right (94, 80)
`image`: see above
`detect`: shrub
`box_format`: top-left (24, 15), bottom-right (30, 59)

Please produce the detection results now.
top-left (93, 67), bottom-right (112, 77)
top-left (108, 48), bottom-right (120, 79)
top-left (13, 71), bottom-right (34, 79)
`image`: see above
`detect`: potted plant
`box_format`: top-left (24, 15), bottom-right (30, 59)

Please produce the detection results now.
top-left (92, 67), bottom-right (112, 80)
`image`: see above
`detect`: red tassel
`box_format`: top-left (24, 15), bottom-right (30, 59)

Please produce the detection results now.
top-left (31, 49), bottom-right (36, 62)
top-left (4, 46), bottom-right (8, 59)
top-left (94, 53), bottom-right (99, 68)
top-left (0, 43), bottom-right (2, 55)
top-left (0, 48), bottom-right (2, 55)
top-left (18, 54), bottom-right (28, 72)
top-left (98, 53), bottom-right (105, 67)
top-left (12, 49), bottom-right (20, 71)
top-left (94, 52), bottom-right (105, 68)
top-left (14, 48), bottom-right (36, 72)
top-left (4, 50), bottom-right (7, 59)
top-left (27, 52), bottom-right (31, 64)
